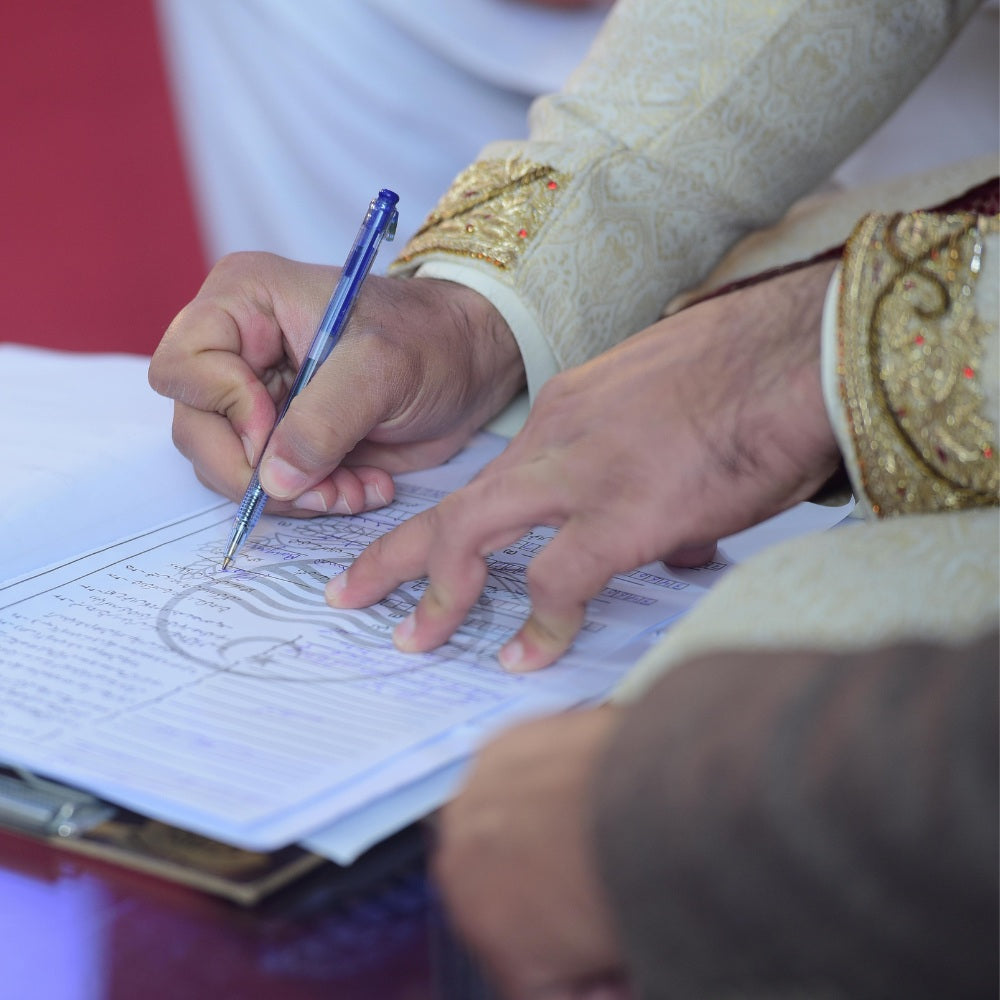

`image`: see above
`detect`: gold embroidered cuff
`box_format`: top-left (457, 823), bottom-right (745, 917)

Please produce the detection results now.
top-left (389, 157), bottom-right (569, 271)
top-left (837, 211), bottom-right (999, 517)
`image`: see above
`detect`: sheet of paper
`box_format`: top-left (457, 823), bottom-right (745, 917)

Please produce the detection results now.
top-left (0, 344), bottom-right (219, 581)
top-left (0, 432), bottom-right (712, 849)
top-left (2, 344), bottom-right (854, 859)
top-left (305, 760), bottom-right (465, 864)
top-left (302, 500), bottom-right (855, 863)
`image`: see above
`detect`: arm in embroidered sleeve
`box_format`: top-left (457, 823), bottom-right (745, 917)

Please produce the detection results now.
top-left (391, 0), bottom-right (980, 396)
top-left (824, 210), bottom-right (999, 518)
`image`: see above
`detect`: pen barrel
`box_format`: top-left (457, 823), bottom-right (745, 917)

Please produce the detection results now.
top-left (305, 190), bottom-right (399, 368)
top-left (223, 189), bottom-right (398, 566)
top-left (235, 472), bottom-right (267, 533)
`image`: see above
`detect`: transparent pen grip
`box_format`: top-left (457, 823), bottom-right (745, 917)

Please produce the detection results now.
top-left (235, 471), bottom-right (267, 531)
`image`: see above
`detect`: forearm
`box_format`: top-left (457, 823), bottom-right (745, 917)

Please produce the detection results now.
top-left (392, 0), bottom-right (979, 396)
top-left (592, 631), bottom-right (999, 998)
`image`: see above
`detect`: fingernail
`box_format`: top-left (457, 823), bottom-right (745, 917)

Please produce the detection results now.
top-left (331, 493), bottom-right (355, 516)
top-left (498, 639), bottom-right (525, 672)
top-left (325, 571), bottom-right (347, 605)
top-left (393, 613), bottom-right (416, 649)
top-left (260, 455), bottom-right (309, 498)
top-left (292, 490), bottom-right (328, 513)
top-left (363, 482), bottom-right (387, 509)
top-left (241, 434), bottom-right (255, 466)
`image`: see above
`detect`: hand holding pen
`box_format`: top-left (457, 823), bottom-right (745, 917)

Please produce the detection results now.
top-left (148, 196), bottom-right (525, 572)
top-left (221, 189), bottom-right (400, 569)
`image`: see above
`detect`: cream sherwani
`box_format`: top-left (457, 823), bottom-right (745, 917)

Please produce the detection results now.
top-left (392, 0), bottom-right (983, 398)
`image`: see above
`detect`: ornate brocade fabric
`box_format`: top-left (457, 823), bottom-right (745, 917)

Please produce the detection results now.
top-left (838, 211), bottom-right (999, 516)
top-left (391, 158), bottom-right (569, 270)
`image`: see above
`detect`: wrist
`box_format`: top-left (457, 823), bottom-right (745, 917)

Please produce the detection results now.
top-left (419, 276), bottom-right (527, 422)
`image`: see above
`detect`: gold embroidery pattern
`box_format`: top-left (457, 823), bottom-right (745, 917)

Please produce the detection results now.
top-left (838, 211), bottom-right (999, 517)
top-left (390, 158), bottom-right (569, 271)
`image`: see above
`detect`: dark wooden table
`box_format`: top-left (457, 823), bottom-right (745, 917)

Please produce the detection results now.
top-left (0, 822), bottom-right (492, 1000)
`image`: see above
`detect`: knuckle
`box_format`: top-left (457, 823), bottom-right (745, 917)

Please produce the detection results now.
top-left (420, 582), bottom-right (454, 617)
top-left (525, 613), bottom-right (576, 650)
top-left (524, 529), bottom-right (621, 609)
top-left (358, 526), bottom-right (409, 577)
top-left (420, 574), bottom-right (472, 625)
top-left (329, 470), bottom-right (366, 515)
top-left (523, 551), bottom-right (580, 605)
top-left (212, 249), bottom-right (266, 280)
top-left (169, 408), bottom-right (198, 458)
top-left (433, 486), bottom-right (495, 545)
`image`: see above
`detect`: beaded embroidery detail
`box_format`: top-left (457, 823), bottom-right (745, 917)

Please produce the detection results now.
top-left (838, 211), bottom-right (999, 516)
top-left (390, 158), bottom-right (568, 271)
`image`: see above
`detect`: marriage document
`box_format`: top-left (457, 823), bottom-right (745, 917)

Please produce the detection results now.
top-left (0, 432), bottom-right (707, 849)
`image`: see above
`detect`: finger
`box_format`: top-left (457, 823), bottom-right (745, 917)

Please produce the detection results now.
top-left (326, 458), bottom-right (544, 610)
top-left (289, 465), bottom-right (395, 515)
top-left (325, 496), bottom-right (526, 653)
top-left (498, 520), bottom-right (623, 673)
top-left (170, 403), bottom-right (255, 502)
top-left (325, 506), bottom-right (441, 608)
top-left (397, 459), bottom-right (558, 651)
top-left (155, 252), bottom-right (331, 374)
top-left (394, 518), bottom-right (529, 655)
top-left (328, 463), bottom-right (570, 650)
top-left (152, 299), bottom-right (285, 468)
top-left (662, 540), bottom-right (718, 567)
top-left (153, 254), bottom-right (347, 467)
top-left (172, 401), bottom-right (302, 510)
top-left (173, 392), bottom-right (396, 519)
top-left (258, 335), bottom-right (396, 500)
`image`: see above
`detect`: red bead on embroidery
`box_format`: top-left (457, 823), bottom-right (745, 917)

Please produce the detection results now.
top-left (547, 180), bottom-right (558, 190)
top-left (963, 366), bottom-right (975, 379)
top-left (914, 334), bottom-right (925, 345)
top-left (518, 228), bottom-right (528, 238)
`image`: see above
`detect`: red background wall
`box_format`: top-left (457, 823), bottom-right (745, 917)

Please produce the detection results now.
top-left (0, 1), bottom-right (207, 355)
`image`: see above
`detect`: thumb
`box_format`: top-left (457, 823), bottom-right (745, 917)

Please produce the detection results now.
top-left (257, 350), bottom-right (381, 500)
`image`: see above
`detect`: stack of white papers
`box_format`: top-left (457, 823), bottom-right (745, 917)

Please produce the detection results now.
top-left (0, 345), bottom-right (852, 863)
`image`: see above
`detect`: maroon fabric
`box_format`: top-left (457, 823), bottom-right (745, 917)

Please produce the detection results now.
top-left (934, 174), bottom-right (1000, 216)
top-left (697, 175), bottom-right (1000, 305)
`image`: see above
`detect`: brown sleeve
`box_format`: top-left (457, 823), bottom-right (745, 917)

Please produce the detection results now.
top-left (592, 630), bottom-right (999, 999)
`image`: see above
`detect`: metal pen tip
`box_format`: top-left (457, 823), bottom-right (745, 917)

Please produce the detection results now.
top-left (220, 523), bottom-right (246, 570)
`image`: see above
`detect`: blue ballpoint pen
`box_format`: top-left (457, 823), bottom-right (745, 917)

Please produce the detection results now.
top-left (220, 188), bottom-right (399, 570)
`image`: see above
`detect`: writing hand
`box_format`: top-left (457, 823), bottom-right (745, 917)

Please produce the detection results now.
top-left (433, 708), bottom-right (630, 1000)
top-left (328, 261), bottom-right (841, 670)
top-left (148, 252), bottom-right (525, 516)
